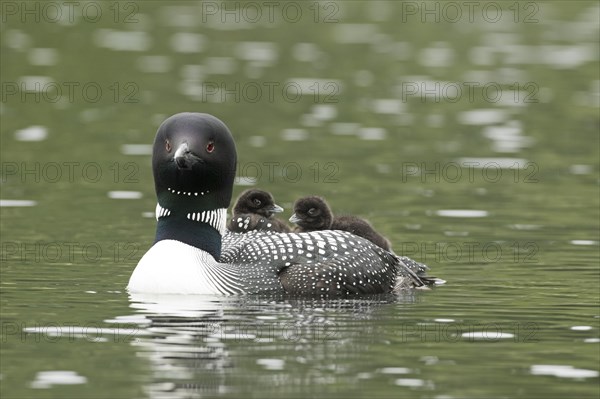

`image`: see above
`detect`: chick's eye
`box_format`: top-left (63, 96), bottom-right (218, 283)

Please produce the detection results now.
top-left (165, 140), bottom-right (172, 152)
top-left (308, 208), bottom-right (317, 216)
top-left (253, 199), bottom-right (262, 207)
top-left (206, 141), bottom-right (215, 153)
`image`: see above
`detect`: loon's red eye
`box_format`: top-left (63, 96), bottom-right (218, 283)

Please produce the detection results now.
top-left (165, 140), bottom-right (172, 152)
top-left (206, 141), bottom-right (215, 153)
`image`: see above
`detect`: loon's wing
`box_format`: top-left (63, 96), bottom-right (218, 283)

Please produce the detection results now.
top-left (220, 230), bottom-right (426, 296)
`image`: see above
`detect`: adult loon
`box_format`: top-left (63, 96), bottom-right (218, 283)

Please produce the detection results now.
top-left (127, 113), bottom-right (438, 295)
top-left (228, 189), bottom-right (291, 233)
top-left (290, 196), bottom-right (392, 251)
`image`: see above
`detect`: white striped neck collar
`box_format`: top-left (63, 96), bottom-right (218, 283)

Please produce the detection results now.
top-left (155, 203), bottom-right (228, 237)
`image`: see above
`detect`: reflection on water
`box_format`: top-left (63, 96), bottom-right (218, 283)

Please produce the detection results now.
top-left (14, 125), bottom-right (48, 142)
top-left (125, 293), bottom-right (421, 398)
top-left (433, 209), bottom-right (488, 218)
top-left (0, 200), bottom-right (38, 207)
top-left (30, 371), bottom-right (88, 389)
top-left (107, 190), bottom-right (143, 200)
top-left (530, 365), bottom-right (599, 379)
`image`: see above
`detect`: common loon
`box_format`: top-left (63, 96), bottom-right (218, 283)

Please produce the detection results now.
top-left (127, 113), bottom-right (438, 295)
top-left (228, 189), bottom-right (291, 233)
top-left (290, 196), bottom-right (392, 251)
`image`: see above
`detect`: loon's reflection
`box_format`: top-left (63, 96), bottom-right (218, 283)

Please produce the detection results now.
top-left (127, 292), bottom-right (421, 398)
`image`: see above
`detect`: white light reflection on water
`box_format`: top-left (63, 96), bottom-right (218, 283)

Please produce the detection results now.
top-left (235, 42), bottom-right (278, 63)
top-left (256, 358), bottom-right (285, 370)
top-left (419, 42), bottom-right (455, 68)
top-left (0, 200), bottom-right (37, 207)
top-left (482, 121), bottom-right (534, 153)
top-left (30, 371), bottom-right (87, 389)
top-left (311, 104), bottom-right (337, 121)
top-left (570, 240), bottom-right (599, 246)
top-left (94, 29), bottom-right (151, 51)
top-left (107, 191), bottom-right (143, 200)
top-left (530, 365), bottom-right (599, 379)
top-left (358, 127), bottom-right (387, 141)
top-left (461, 331), bottom-right (515, 340)
top-left (394, 378), bottom-right (430, 388)
top-left (435, 210), bottom-right (489, 218)
top-left (571, 326), bottom-right (593, 331)
top-left (14, 126), bottom-right (48, 141)
top-left (457, 109), bottom-right (508, 125)
top-left (379, 367), bottom-right (412, 374)
top-left (569, 164), bottom-right (594, 175)
top-left (169, 32), bottom-right (205, 53)
top-left (371, 99), bottom-right (405, 114)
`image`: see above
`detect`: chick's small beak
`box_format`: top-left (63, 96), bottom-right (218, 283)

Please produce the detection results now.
top-left (289, 213), bottom-right (301, 224)
top-left (269, 204), bottom-right (284, 214)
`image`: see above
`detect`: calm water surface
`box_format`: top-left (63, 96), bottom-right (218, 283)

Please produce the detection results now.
top-left (1, 1), bottom-right (598, 398)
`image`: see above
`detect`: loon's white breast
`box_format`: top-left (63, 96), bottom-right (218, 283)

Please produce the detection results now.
top-left (128, 240), bottom-right (243, 295)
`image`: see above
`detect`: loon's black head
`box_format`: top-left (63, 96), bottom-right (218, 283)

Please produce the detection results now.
top-left (289, 196), bottom-right (333, 231)
top-left (232, 189), bottom-right (284, 218)
top-left (153, 113), bottom-right (237, 213)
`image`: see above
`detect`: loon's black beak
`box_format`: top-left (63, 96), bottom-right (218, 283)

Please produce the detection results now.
top-left (174, 142), bottom-right (201, 170)
top-left (289, 213), bottom-right (301, 224)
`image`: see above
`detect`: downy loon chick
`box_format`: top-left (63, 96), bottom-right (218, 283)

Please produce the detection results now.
top-left (290, 196), bottom-right (392, 251)
top-left (127, 112), bottom-right (438, 295)
top-left (228, 189), bottom-right (291, 233)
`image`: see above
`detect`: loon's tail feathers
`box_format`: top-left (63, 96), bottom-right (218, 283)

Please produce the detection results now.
top-left (392, 255), bottom-right (445, 291)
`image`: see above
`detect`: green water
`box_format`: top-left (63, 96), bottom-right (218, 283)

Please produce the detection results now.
top-left (1, 1), bottom-right (599, 398)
